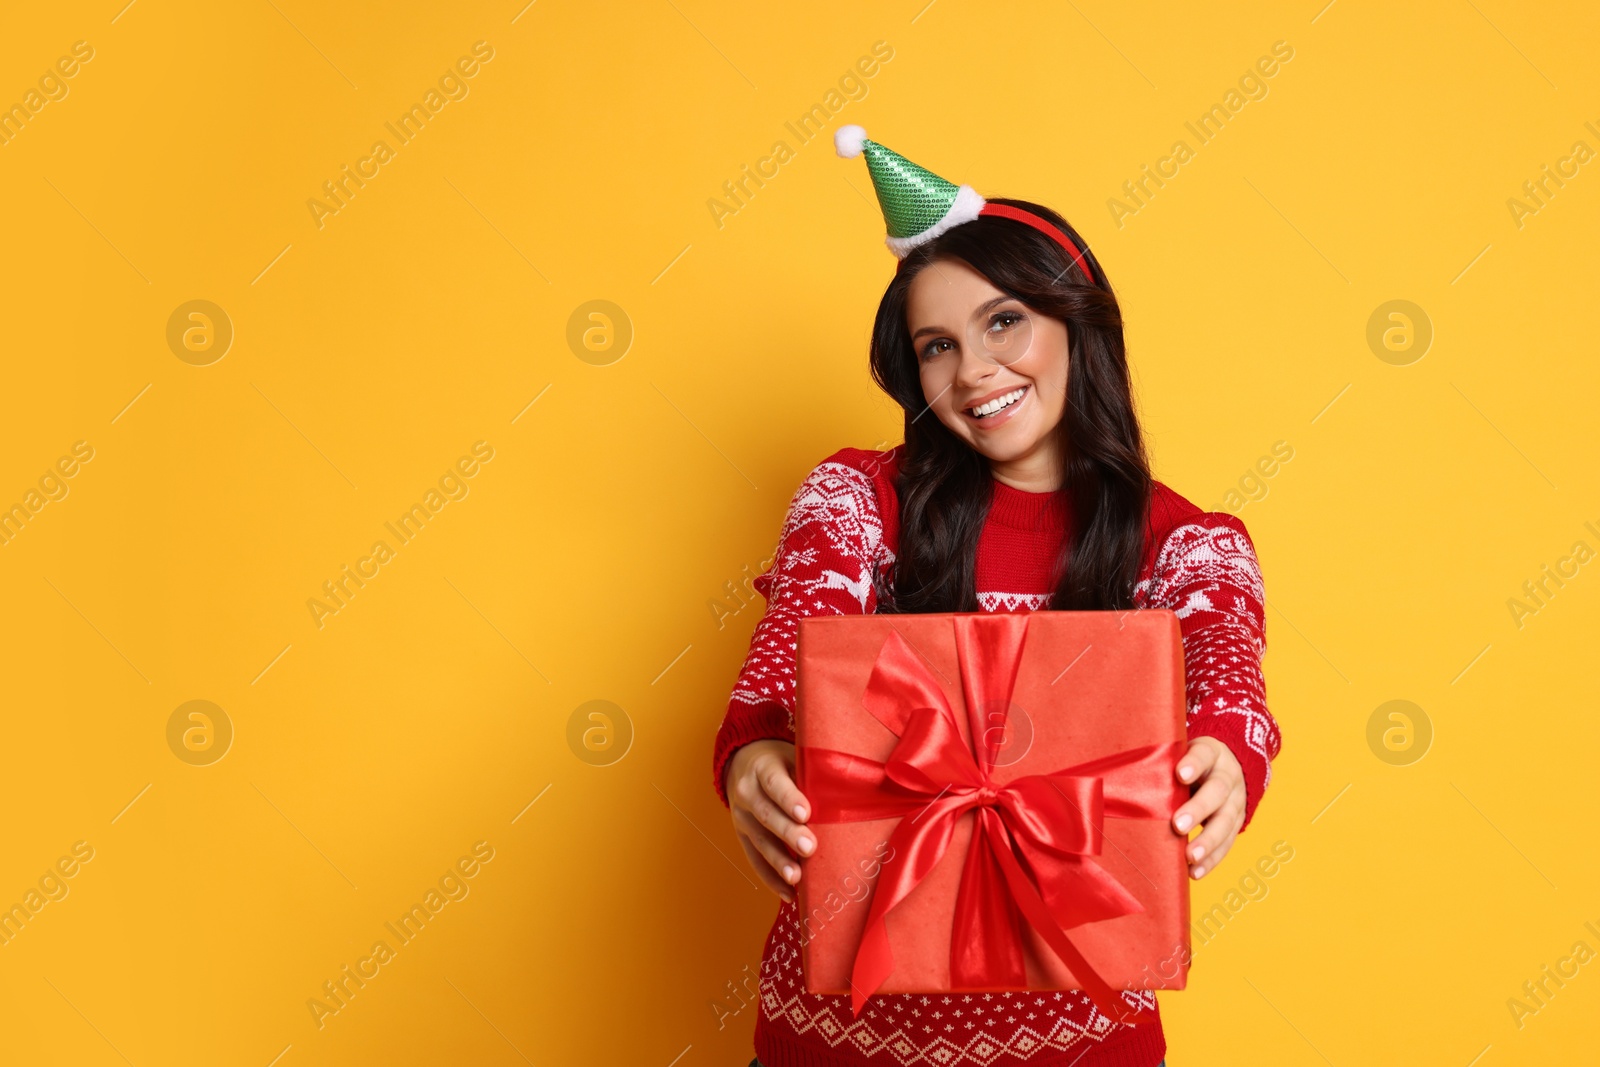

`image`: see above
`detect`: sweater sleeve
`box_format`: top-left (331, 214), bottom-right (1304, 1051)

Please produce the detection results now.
top-left (1138, 512), bottom-right (1282, 831)
top-left (711, 456), bottom-right (887, 807)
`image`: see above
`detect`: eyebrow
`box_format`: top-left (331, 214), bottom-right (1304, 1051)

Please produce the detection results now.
top-left (910, 295), bottom-right (1014, 341)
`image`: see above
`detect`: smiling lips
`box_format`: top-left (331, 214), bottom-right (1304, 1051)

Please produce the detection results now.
top-left (964, 385), bottom-right (1029, 425)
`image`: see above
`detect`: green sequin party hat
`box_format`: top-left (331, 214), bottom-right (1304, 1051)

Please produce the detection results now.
top-left (834, 125), bottom-right (986, 257)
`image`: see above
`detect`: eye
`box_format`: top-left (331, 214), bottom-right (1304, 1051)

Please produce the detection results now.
top-left (919, 337), bottom-right (955, 361)
top-left (988, 310), bottom-right (1025, 334)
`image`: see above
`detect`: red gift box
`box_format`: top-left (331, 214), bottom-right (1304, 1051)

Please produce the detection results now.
top-left (794, 610), bottom-right (1190, 1022)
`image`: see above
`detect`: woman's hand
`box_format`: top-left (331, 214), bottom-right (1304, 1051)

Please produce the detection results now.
top-left (725, 739), bottom-right (815, 903)
top-left (1172, 736), bottom-right (1246, 879)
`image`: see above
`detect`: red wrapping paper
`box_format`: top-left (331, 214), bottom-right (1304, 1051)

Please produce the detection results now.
top-left (794, 610), bottom-right (1190, 1020)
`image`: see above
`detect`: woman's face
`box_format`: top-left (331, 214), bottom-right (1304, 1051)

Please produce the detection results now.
top-left (905, 256), bottom-right (1069, 478)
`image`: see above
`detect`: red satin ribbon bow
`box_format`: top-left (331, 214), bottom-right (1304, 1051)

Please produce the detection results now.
top-left (799, 613), bottom-right (1180, 1023)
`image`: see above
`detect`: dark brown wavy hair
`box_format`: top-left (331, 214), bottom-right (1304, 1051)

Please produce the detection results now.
top-left (869, 198), bottom-right (1152, 614)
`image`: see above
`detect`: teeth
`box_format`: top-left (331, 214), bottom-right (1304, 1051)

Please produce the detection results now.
top-left (969, 388), bottom-right (1026, 417)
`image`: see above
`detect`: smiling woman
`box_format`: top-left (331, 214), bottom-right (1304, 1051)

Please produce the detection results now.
top-left (869, 192), bottom-right (1147, 616)
top-left (713, 128), bottom-right (1282, 1067)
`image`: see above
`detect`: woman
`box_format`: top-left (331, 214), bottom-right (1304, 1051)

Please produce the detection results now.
top-left (712, 128), bottom-right (1282, 1067)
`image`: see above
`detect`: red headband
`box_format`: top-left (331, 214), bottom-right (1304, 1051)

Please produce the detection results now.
top-left (895, 203), bottom-right (1097, 286)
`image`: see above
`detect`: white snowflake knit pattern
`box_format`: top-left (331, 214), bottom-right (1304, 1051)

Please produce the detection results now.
top-left (757, 899), bottom-right (1156, 1065)
top-left (1133, 520), bottom-right (1282, 783)
top-left (728, 461), bottom-right (891, 734)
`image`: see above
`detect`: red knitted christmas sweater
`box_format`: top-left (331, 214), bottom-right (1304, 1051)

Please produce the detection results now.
top-left (712, 444), bottom-right (1282, 1067)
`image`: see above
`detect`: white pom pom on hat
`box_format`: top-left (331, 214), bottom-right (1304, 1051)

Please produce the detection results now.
top-left (834, 125), bottom-right (868, 159)
top-left (834, 125), bottom-right (982, 256)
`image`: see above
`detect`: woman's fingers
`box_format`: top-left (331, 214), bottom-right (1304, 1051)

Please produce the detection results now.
top-left (742, 754), bottom-right (814, 858)
top-left (1173, 765), bottom-right (1232, 835)
top-left (758, 753), bottom-right (812, 823)
top-left (1175, 737), bottom-right (1219, 789)
top-left (748, 786), bottom-right (816, 859)
top-left (1172, 736), bottom-right (1247, 878)
top-left (1186, 795), bottom-right (1243, 877)
top-left (735, 827), bottom-right (795, 902)
top-left (735, 809), bottom-right (804, 885)
top-left (725, 740), bottom-right (816, 901)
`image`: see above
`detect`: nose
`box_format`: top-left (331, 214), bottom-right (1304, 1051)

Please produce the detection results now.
top-left (952, 346), bottom-right (998, 397)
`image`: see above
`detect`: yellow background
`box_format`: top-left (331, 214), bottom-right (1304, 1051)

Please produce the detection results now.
top-left (1, 0), bottom-right (1596, 1063)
